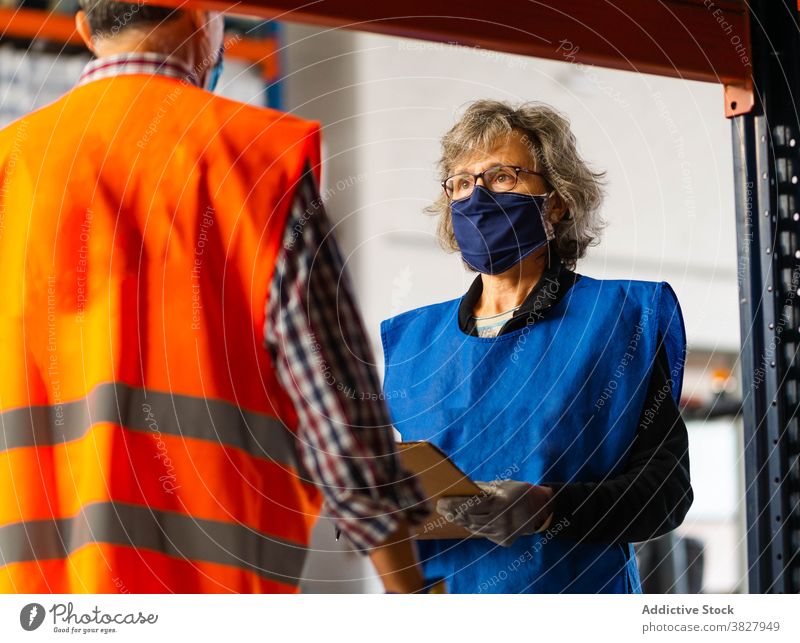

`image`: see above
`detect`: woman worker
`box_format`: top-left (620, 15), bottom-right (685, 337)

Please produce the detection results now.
top-left (380, 100), bottom-right (692, 593)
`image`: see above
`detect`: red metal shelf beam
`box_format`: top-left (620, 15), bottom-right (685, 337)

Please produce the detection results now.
top-left (153, 0), bottom-right (754, 114)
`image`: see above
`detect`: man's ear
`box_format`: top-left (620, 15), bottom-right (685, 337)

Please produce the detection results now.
top-left (75, 11), bottom-right (96, 54)
top-left (187, 9), bottom-right (210, 34)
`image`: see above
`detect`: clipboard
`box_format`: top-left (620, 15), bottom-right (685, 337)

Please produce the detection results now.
top-left (397, 441), bottom-right (483, 540)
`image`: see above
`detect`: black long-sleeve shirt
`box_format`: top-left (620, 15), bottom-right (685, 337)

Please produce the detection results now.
top-left (458, 255), bottom-right (693, 544)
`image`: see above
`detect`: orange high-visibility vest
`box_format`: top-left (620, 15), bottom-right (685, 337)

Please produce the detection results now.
top-left (0, 73), bottom-right (323, 593)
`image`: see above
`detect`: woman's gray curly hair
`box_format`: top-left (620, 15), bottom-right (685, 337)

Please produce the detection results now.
top-left (428, 100), bottom-right (606, 270)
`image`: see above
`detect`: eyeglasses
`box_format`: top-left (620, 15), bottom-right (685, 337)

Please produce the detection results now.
top-left (442, 165), bottom-right (545, 201)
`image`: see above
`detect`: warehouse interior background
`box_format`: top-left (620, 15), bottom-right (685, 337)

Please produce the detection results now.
top-left (1, 1), bottom-right (746, 593)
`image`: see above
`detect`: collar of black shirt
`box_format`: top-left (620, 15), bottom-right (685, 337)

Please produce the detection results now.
top-left (458, 249), bottom-right (581, 337)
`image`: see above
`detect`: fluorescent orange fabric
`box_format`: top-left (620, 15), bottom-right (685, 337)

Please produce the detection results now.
top-left (0, 74), bottom-right (323, 593)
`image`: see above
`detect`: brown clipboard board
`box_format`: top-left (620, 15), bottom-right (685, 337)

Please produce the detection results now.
top-left (397, 441), bottom-right (483, 540)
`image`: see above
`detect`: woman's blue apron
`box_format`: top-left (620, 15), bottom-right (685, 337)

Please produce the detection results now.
top-left (381, 276), bottom-right (686, 593)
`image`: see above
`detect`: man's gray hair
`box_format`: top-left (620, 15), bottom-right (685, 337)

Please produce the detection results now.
top-left (78, 0), bottom-right (182, 39)
top-left (428, 99), bottom-right (606, 270)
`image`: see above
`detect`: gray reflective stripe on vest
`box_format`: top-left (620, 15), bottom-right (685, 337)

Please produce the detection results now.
top-left (0, 382), bottom-right (299, 469)
top-left (0, 501), bottom-right (306, 587)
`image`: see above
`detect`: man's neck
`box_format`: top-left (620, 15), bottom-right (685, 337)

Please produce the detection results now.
top-left (92, 35), bottom-right (193, 71)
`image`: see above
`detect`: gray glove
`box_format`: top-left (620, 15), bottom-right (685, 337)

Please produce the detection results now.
top-left (436, 480), bottom-right (553, 547)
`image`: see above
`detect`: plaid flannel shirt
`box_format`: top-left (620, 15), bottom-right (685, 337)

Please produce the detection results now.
top-left (78, 54), bottom-right (429, 552)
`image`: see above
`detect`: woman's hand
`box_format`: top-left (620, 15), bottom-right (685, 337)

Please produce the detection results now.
top-left (436, 481), bottom-right (554, 547)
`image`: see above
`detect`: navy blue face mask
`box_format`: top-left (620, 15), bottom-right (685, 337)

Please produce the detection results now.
top-left (451, 186), bottom-right (554, 275)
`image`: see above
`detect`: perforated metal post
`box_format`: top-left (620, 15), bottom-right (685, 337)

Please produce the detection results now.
top-left (731, 0), bottom-right (800, 594)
